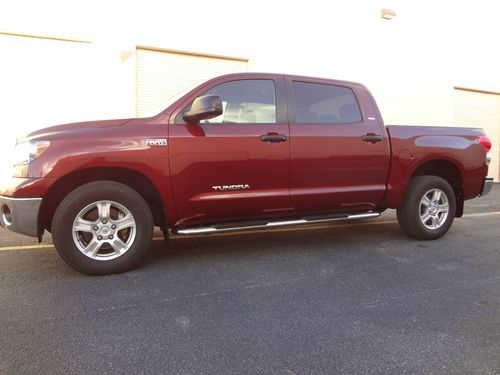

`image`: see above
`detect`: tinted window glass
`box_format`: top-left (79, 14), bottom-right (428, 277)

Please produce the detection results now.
top-left (292, 82), bottom-right (362, 124)
top-left (179, 80), bottom-right (276, 124)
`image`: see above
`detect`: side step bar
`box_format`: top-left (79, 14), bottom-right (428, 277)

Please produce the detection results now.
top-left (174, 212), bottom-right (380, 235)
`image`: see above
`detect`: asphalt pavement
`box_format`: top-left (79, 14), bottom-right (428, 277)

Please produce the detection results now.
top-left (1, 186), bottom-right (500, 374)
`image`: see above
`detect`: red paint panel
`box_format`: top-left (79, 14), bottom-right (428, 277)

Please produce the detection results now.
top-left (286, 78), bottom-right (391, 214)
top-left (384, 125), bottom-right (489, 207)
top-left (168, 123), bottom-right (290, 227)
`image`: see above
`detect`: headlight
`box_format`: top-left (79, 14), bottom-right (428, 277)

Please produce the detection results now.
top-left (13, 141), bottom-right (50, 167)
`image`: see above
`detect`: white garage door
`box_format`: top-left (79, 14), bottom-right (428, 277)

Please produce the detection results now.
top-left (454, 88), bottom-right (500, 181)
top-left (135, 47), bottom-right (248, 117)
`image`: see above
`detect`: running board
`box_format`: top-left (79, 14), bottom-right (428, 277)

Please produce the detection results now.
top-left (174, 212), bottom-right (380, 235)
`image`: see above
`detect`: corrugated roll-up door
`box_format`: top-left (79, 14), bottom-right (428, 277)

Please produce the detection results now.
top-left (135, 47), bottom-right (248, 117)
top-left (454, 88), bottom-right (500, 181)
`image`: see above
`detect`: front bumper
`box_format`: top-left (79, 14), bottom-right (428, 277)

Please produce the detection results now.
top-left (480, 177), bottom-right (494, 197)
top-left (0, 195), bottom-right (42, 237)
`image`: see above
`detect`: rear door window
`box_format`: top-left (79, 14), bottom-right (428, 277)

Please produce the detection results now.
top-left (291, 81), bottom-right (362, 124)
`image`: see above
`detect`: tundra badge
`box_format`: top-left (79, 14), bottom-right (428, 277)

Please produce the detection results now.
top-left (212, 184), bottom-right (251, 191)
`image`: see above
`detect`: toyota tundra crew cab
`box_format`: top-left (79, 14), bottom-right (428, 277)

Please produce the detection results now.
top-left (0, 73), bottom-right (493, 275)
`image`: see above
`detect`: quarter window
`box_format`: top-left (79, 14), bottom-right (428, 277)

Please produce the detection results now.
top-left (292, 81), bottom-right (362, 124)
top-left (178, 79), bottom-right (276, 124)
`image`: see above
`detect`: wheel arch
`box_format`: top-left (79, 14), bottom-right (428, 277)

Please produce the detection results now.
top-left (39, 167), bottom-right (167, 233)
top-left (409, 159), bottom-right (464, 217)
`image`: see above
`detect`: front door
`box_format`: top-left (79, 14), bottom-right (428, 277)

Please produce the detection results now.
top-left (169, 77), bottom-right (291, 227)
top-left (286, 78), bottom-right (390, 214)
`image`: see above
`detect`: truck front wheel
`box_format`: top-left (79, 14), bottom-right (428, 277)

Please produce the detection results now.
top-left (51, 181), bottom-right (154, 275)
top-left (397, 175), bottom-right (456, 240)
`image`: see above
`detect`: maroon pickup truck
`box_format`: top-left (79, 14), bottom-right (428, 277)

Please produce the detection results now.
top-left (0, 73), bottom-right (493, 275)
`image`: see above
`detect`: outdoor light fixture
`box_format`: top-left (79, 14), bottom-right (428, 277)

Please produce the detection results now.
top-left (381, 8), bottom-right (397, 20)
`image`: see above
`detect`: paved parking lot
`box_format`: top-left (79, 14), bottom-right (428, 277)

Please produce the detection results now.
top-left (1, 186), bottom-right (499, 374)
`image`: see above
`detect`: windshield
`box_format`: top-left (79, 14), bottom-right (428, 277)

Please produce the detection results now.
top-left (139, 79), bottom-right (207, 118)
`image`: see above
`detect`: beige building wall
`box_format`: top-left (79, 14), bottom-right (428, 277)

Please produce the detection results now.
top-left (454, 89), bottom-right (500, 181)
top-left (0, 0), bottom-right (499, 180)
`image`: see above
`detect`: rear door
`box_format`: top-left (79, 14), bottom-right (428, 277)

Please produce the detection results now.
top-left (286, 77), bottom-right (390, 214)
top-left (169, 76), bottom-right (291, 227)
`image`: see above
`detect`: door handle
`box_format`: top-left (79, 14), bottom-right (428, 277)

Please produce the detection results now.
top-left (260, 134), bottom-right (288, 143)
top-left (361, 134), bottom-right (383, 143)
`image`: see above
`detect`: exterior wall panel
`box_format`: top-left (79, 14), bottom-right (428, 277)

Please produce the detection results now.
top-left (454, 88), bottom-right (500, 181)
top-left (0, 33), bottom-right (94, 179)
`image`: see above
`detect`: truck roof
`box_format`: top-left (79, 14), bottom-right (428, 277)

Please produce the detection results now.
top-left (212, 72), bottom-right (367, 89)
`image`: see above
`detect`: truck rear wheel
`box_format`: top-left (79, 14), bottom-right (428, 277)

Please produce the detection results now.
top-left (52, 181), bottom-right (153, 275)
top-left (397, 175), bottom-right (456, 240)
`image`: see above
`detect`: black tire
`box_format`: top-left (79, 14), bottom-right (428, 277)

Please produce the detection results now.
top-left (397, 175), bottom-right (456, 240)
top-left (52, 181), bottom-right (154, 275)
